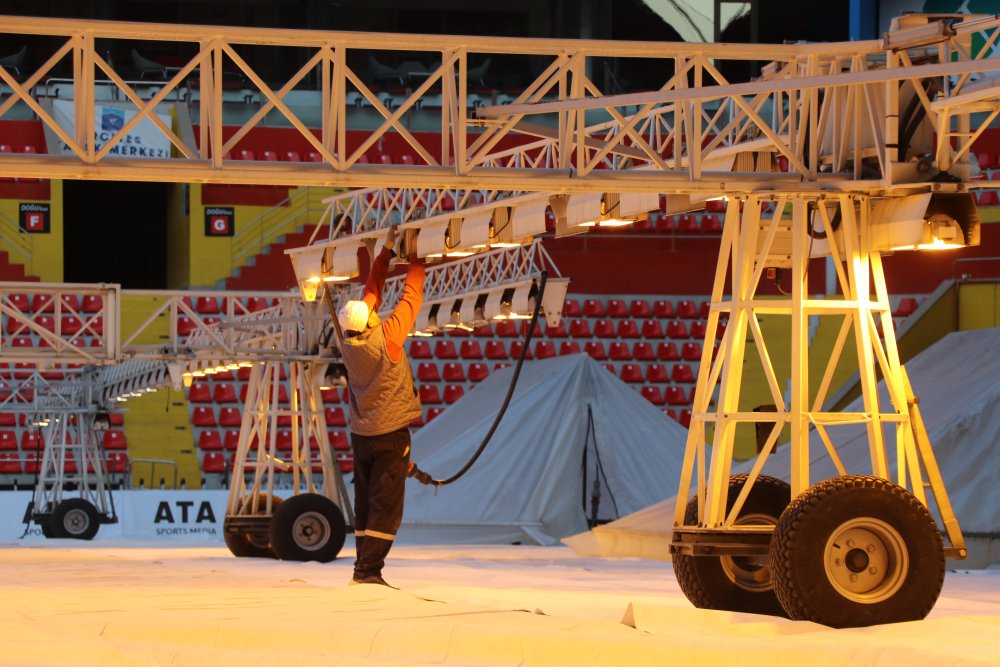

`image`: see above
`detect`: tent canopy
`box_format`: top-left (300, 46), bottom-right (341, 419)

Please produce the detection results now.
top-left (402, 354), bottom-right (688, 545)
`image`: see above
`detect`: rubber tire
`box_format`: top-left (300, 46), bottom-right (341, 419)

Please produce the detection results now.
top-left (673, 474), bottom-right (791, 616)
top-left (769, 475), bottom-right (945, 628)
top-left (268, 493), bottom-right (346, 563)
top-left (51, 499), bottom-right (100, 540)
top-left (223, 494), bottom-right (283, 559)
top-left (40, 518), bottom-right (57, 538)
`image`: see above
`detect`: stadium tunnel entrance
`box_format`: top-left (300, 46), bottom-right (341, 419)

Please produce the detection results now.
top-left (63, 181), bottom-right (169, 289)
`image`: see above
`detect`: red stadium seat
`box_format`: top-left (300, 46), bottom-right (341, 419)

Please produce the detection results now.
top-left (325, 407), bottom-right (347, 426)
top-left (656, 214), bottom-right (677, 233)
top-left (419, 384), bottom-right (442, 404)
top-left (681, 342), bottom-right (702, 361)
top-left (0, 430), bottom-right (15, 450)
top-left (667, 321), bottom-right (689, 339)
top-left (103, 430), bottom-right (127, 450)
top-left (196, 297), bottom-right (220, 314)
top-left (425, 407), bottom-right (445, 423)
top-left (485, 340), bottom-right (508, 359)
top-left (672, 364), bottom-right (695, 383)
top-left (330, 431), bottom-right (350, 451)
top-left (665, 385), bottom-right (688, 405)
top-left (409, 339), bottom-right (432, 358)
top-left (468, 363), bottom-right (490, 382)
top-left (106, 452), bottom-right (129, 474)
top-left (520, 321), bottom-right (544, 338)
top-left (219, 407), bottom-right (242, 427)
top-left (198, 431), bottom-right (222, 451)
top-left (443, 384), bottom-right (465, 404)
top-left (705, 198), bottom-right (726, 213)
top-left (632, 341), bottom-right (655, 361)
top-left (563, 298), bottom-right (582, 317)
top-left (593, 319), bottom-right (615, 338)
top-left (646, 363), bottom-right (669, 383)
top-left (653, 299), bottom-right (675, 318)
top-left (509, 341), bottom-right (534, 359)
top-left (535, 341), bottom-right (557, 359)
top-left (544, 321), bottom-right (568, 338)
top-left (641, 386), bottom-right (664, 405)
top-left (701, 214), bottom-right (723, 233)
top-left (629, 300), bottom-right (652, 318)
top-left (569, 319), bottom-right (592, 337)
top-left (81, 294), bottom-right (103, 313)
top-left (443, 362), bottom-right (466, 382)
top-left (583, 299), bottom-right (605, 317)
top-left (177, 316), bottom-right (196, 336)
top-left (434, 340), bottom-right (458, 359)
top-left (690, 320), bottom-right (708, 340)
top-left (894, 297), bottom-right (919, 317)
top-left (620, 364), bottom-right (643, 383)
top-left (699, 301), bottom-right (712, 319)
top-left (0, 452), bottom-right (21, 474)
top-left (617, 320), bottom-right (640, 338)
top-left (584, 341), bottom-right (607, 360)
top-left (60, 315), bottom-right (82, 335)
top-left (460, 340), bottom-right (483, 359)
top-left (245, 297), bottom-right (270, 312)
top-left (32, 294), bottom-right (54, 313)
top-left (321, 386), bottom-right (341, 403)
top-left (606, 299), bottom-right (628, 318)
top-left (609, 341), bottom-right (631, 361)
top-left (8, 293), bottom-right (30, 313)
top-left (222, 430), bottom-right (240, 451)
top-left (212, 383), bottom-right (238, 403)
top-left (678, 215), bottom-right (699, 233)
top-left (559, 341), bottom-right (581, 356)
top-left (417, 362), bottom-right (441, 382)
top-left (641, 319), bottom-right (664, 338)
top-left (472, 324), bottom-right (493, 337)
top-left (978, 190), bottom-right (999, 206)
top-left (494, 320), bottom-right (518, 337)
top-left (676, 300), bottom-right (698, 318)
top-left (21, 431), bottom-right (43, 450)
top-left (202, 452), bottom-right (226, 474)
top-left (274, 430), bottom-right (293, 452)
top-left (679, 409), bottom-right (692, 428)
top-left (192, 407), bottom-right (217, 426)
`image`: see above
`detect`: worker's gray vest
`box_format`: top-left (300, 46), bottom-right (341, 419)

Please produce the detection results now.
top-left (340, 323), bottom-right (422, 436)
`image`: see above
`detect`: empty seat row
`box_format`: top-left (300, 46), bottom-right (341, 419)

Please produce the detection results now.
top-left (4, 315), bottom-right (104, 336)
top-left (0, 451), bottom-right (129, 475)
top-left (416, 362), bottom-right (490, 383)
top-left (200, 450), bottom-right (354, 474)
top-left (565, 298), bottom-right (711, 319)
top-left (417, 384), bottom-right (465, 405)
top-left (617, 362), bottom-right (696, 384)
top-left (3, 293), bottom-right (105, 314)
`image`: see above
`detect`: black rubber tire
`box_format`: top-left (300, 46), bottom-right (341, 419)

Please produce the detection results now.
top-left (673, 474), bottom-right (791, 616)
top-left (39, 517), bottom-right (57, 538)
top-left (51, 499), bottom-right (100, 540)
top-left (769, 475), bottom-right (945, 628)
top-left (268, 493), bottom-right (346, 563)
top-left (224, 494), bottom-right (283, 558)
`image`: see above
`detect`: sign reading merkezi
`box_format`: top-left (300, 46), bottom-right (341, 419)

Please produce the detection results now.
top-left (52, 99), bottom-right (173, 159)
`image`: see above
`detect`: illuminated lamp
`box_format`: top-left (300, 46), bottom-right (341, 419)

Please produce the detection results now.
top-left (418, 219), bottom-right (449, 259)
top-left (288, 243), bottom-right (357, 302)
top-left (555, 192), bottom-right (660, 231)
top-left (871, 193), bottom-right (980, 253)
top-left (314, 361), bottom-right (348, 390)
top-left (414, 302), bottom-right (441, 334)
top-left (443, 298), bottom-right (474, 331)
top-left (508, 196), bottom-right (549, 241)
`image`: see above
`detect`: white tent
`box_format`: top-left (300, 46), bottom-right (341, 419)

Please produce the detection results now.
top-left (566, 328), bottom-right (1000, 568)
top-left (401, 354), bottom-right (688, 545)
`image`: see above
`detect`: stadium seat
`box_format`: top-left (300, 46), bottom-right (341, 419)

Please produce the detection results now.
top-left (106, 452), bottom-right (129, 474)
top-left (520, 321), bottom-right (544, 338)
top-left (632, 341), bottom-right (655, 361)
top-left (584, 341), bottom-right (607, 360)
top-left (894, 297), bottom-right (919, 317)
top-left (705, 198), bottom-right (726, 213)
top-left (443, 385), bottom-right (465, 404)
top-left (192, 407), bottom-right (217, 426)
top-left (468, 363), bottom-right (490, 382)
top-left (321, 386), bottom-right (341, 403)
top-left (978, 190), bottom-right (999, 206)
top-left (434, 340), bottom-right (458, 358)
top-left (0, 430), bottom-right (15, 450)
top-left (337, 452), bottom-right (355, 474)
top-left (325, 407), bottom-right (347, 426)
top-left (535, 340), bottom-right (557, 358)
top-left (665, 385), bottom-right (688, 405)
top-left (699, 301), bottom-right (712, 319)
top-left (569, 319), bottom-right (592, 337)
top-left (672, 363), bottom-right (696, 383)
top-left (283, 150), bottom-right (301, 162)
top-left (22, 452), bottom-right (39, 474)
top-left (103, 430), bottom-right (127, 450)
top-left (583, 299), bottom-right (605, 317)
top-left (563, 298), bottom-right (582, 317)
top-left (274, 430), bottom-right (293, 452)
top-left (544, 321), bottom-right (568, 338)
top-left (31, 294), bottom-right (54, 312)
top-left (620, 364), bottom-right (643, 383)
top-left (617, 320), bottom-right (640, 338)
top-left (0, 452), bottom-right (20, 474)
top-left (459, 340), bottom-right (483, 359)
top-left (196, 297), bottom-right (220, 314)
top-left (494, 320), bottom-right (518, 337)
top-left (606, 299), bottom-right (628, 317)
top-left (330, 431), bottom-right (350, 451)
top-left (472, 324), bottom-right (493, 337)
top-left (80, 294), bottom-right (103, 313)
top-left (629, 299), bottom-right (652, 318)
top-left (593, 319), bottom-right (615, 338)
top-left (681, 342), bottom-right (702, 360)
top-left (485, 340), bottom-right (508, 359)
top-left (245, 297), bottom-right (270, 312)
top-left (218, 407), bottom-right (242, 427)
top-left (641, 319), bottom-right (664, 338)
top-left (20, 431), bottom-right (43, 450)
top-left (656, 214), bottom-right (677, 233)
top-left (408, 340), bottom-right (432, 358)
top-left (177, 316), bottom-right (196, 336)
top-left (419, 384), bottom-right (442, 404)
top-left (212, 383), bottom-right (238, 403)
top-left (676, 300), bottom-right (698, 318)
top-left (509, 340), bottom-right (534, 359)
top-left (701, 214), bottom-right (723, 233)
top-left (678, 215), bottom-right (699, 233)
top-left (690, 320), bottom-right (708, 339)
top-left (198, 431), bottom-right (222, 451)
top-left (679, 409), bottom-right (692, 428)
top-left (8, 293), bottom-right (29, 313)
top-left (443, 362), bottom-right (466, 382)
top-left (608, 341), bottom-right (631, 361)
top-left (653, 299), bottom-right (675, 318)
top-left (425, 407), bottom-right (445, 423)
top-left (640, 386), bottom-right (665, 405)
top-left (220, 430), bottom-right (239, 451)
top-left (646, 363), bottom-right (669, 383)
top-left (417, 362), bottom-right (441, 382)
top-left (202, 452), bottom-right (226, 474)
top-left (667, 321), bottom-right (689, 339)
top-left (559, 341), bottom-right (581, 356)
top-left (60, 315), bottom-right (82, 335)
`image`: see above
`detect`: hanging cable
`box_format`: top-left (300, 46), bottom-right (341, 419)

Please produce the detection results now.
top-left (409, 270), bottom-right (549, 488)
top-left (585, 404), bottom-right (620, 519)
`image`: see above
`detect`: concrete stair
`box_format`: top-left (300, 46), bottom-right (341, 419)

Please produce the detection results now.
top-left (123, 387), bottom-right (202, 490)
top-left (0, 250), bottom-right (39, 282)
top-left (224, 229), bottom-right (313, 291)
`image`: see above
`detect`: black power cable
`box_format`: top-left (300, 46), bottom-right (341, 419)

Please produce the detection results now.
top-left (409, 270), bottom-right (548, 488)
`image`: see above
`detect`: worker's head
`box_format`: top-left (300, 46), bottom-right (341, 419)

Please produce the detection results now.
top-left (338, 300), bottom-right (370, 336)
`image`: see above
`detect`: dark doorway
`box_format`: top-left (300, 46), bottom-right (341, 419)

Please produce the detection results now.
top-left (63, 181), bottom-right (167, 289)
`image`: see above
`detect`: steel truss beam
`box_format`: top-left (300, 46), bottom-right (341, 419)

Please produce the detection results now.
top-left (0, 14), bottom-right (997, 194)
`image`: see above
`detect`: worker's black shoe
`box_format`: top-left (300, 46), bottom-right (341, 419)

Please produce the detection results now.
top-left (350, 575), bottom-right (397, 589)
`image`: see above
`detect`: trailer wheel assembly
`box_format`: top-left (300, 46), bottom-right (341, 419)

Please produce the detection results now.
top-left (224, 494), bottom-right (283, 558)
top-left (269, 493), bottom-right (346, 562)
top-left (50, 498), bottom-right (100, 540)
top-left (673, 474), bottom-right (790, 616)
top-left (769, 475), bottom-right (945, 628)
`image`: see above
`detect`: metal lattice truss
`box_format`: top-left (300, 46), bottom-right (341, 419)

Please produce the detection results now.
top-left (2, 13), bottom-right (1000, 194)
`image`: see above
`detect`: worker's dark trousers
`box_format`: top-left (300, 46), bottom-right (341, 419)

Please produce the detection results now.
top-left (351, 427), bottom-right (411, 580)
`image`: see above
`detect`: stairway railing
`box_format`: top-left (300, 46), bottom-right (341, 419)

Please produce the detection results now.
top-left (230, 186), bottom-right (335, 272)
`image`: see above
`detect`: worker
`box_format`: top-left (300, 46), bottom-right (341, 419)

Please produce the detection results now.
top-left (338, 224), bottom-right (425, 587)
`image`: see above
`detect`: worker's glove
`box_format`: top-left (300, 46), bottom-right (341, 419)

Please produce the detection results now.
top-left (407, 461), bottom-right (434, 485)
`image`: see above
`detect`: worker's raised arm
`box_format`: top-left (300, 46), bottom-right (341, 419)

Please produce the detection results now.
top-left (361, 225), bottom-right (399, 312)
top-left (382, 256), bottom-right (426, 361)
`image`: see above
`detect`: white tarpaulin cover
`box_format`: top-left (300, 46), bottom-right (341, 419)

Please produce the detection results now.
top-left (402, 354), bottom-right (688, 545)
top-left (566, 328), bottom-right (1000, 568)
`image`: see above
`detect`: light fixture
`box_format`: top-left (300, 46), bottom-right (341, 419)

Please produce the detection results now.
top-left (238, 361), bottom-right (253, 368)
top-left (561, 192), bottom-right (659, 229)
top-left (191, 369), bottom-right (206, 378)
top-left (870, 193), bottom-right (980, 253)
top-left (288, 243), bottom-right (358, 301)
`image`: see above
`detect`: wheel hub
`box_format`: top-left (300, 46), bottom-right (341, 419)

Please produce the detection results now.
top-left (292, 511), bottom-right (330, 551)
top-left (824, 518), bottom-right (908, 604)
top-left (64, 508), bottom-right (90, 535)
top-left (720, 513), bottom-right (776, 593)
